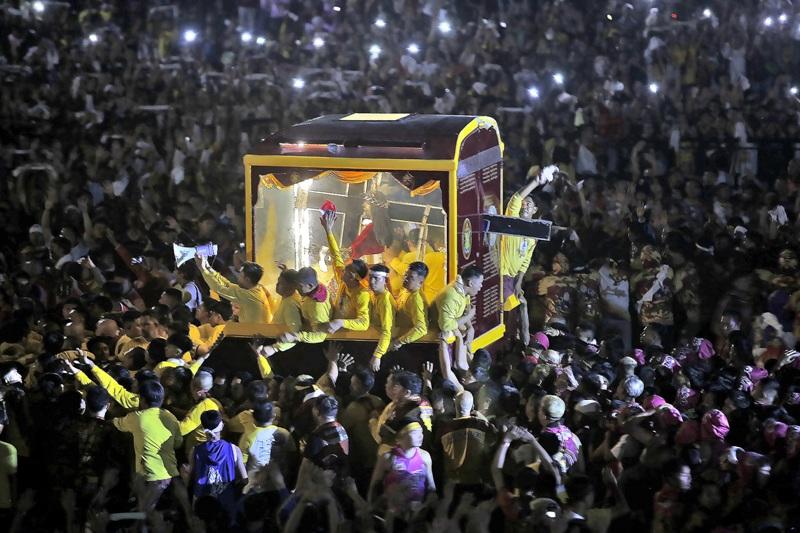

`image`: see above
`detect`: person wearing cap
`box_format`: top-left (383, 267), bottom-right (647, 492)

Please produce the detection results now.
top-left (501, 167), bottom-right (550, 346)
top-left (274, 266), bottom-right (332, 351)
top-left (527, 331), bottom-right (549, 362)
top-left (390, 261), bottom-right (429, 354)
top-left (187, 410), bottom-right (247, 524)
top-left (538, 395), bottom-right (583, 474)
top-left (195, 253), bottom-right (275, 324)
top-left (368, 419), bottom-right (435, 513)
top-left (367, 264), bottom-right (395, 372)
top-left (320, 210), bottom-right (371, 335)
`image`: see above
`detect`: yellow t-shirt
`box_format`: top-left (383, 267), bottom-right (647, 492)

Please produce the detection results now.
top-left (434, 278), bottom-right (470, 334)
top-left (327, 229), bottom-right (370, 331)
top-left (113, 407), bottom-right (182, 481)
top-left (272, 295), bottom-right (302, 331)
top-left (179, 397), bottom-right (224, 453)
top-left (189, 323), bottom-right (224, 350)
top-left (500, 193), bottom-right (537, 278)
top-left (371, 290), bottom-right (396, 358)
top-left (395, 289), bottom-right (428, 345)
top-left (200, 267), bottom-right (274, 323)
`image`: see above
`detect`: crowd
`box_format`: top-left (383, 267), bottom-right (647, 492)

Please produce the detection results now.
top-left (2, 0), bottom-right (800, 531)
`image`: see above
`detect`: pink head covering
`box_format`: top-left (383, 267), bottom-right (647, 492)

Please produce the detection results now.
top-left (763, 419), bottom-right (789, 447)
top-left (745, 366), bottom-right (768, 383)
top-left (531, 332), bottom-right (550, 350)
top-left (658, 404), bottom-right (683, 427)
top-left (695, 338), bottom-right (715, 360)
top-left (675, 420), bottom-right (700, 445)
top-left (701, 409), bottom-right (730, 441)
top-left (643, 394), bottom-right (666, 410)
top-left (633, 348), bottom-right (645, 365)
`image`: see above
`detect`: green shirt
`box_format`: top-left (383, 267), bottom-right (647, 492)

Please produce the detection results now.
top-left (113, 407), bottom-right (182, 481)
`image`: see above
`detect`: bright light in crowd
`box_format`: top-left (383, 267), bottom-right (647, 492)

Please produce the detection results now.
top-left (297, 141), bottom-right (306, 148)
top-left (606, 13), bottom-right (613, 21)
top-left (374, 18), bottom-right (386, 28)
top-left (764, 16), bottom-right (774, 27)
top-left (256, 36), bottom-right (266, 45)
top-left (333, 5), bottom-right (341, 12)
top-left (241, 32), bottom-right (252, 43)
top-left (527, 86), bottom-right (540, 99)
top-left (702, 8), bottom-right (712, 18)
top-left (369, 44), bottom-right (382, 57)
top-left (407, 43), bottom-right (420, 54)
top-left (438, 20), bottom-right (452, 34)
top-left (312, 36), bottom-right (325, 49)
top-left (791, 86), bottom-right (799, 96)
top-left (649, 82), bottom-right (659, 94)
top-left (32, 1), bottom-right (45, 13)
top-left (292, 77), bottom-right (305, 89)
top-left (499, 21), bottom-right (507, 28)
top-left (552, 72), bottom-right (564, 85)
top-left (183, 30), bottom-right (198, 43)
top-left (88, 33), bottom-right (98, 43)
top-left (779, 13), bottom-right (788, 23)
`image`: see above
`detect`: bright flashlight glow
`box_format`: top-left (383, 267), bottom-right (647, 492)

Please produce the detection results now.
top-left (33, 1), bottom-right (45, 13)
top-left (88, 33), bottom-right (98, 43)
top-left (764, 16), bottom-right (774, 27)
top-left (528, 86), bottom-right (540, 98)
top-left (183, 30), bottom-right (198, 43)
top-left (369, 44), bottom-right (381, 57)
top-left (407, 43), bottom-right (420, 54)
top-left (702, 8), bottom-right (712, 18)
top-left (297, 141), bottom-right (306, 148)
top-left (292, 77), bottom-right (305, 89)
top-left (552, 72), bottom-right (564, 85)
top-left (375, 18), bottom-right (386, 28)
top-left (499, 21), bottom-right (507, 28)
top-left (649, 82), bottom-right (659, 94)
top-left (438, 20), bottom-right (452, 34)
top-left (256, 36), bottom-right (266, 45)
top-left (333, 5), bottom-right (341, 12)
top-left (313, 36), bottom-right (325, 48)
top-left (791, 86), bottom-right (799, 96)
top-left (606, 13), bottom-right (613, 21)
top-left (241, 32), bottom-right (252, 43)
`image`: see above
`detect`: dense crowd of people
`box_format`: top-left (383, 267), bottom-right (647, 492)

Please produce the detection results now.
top-left (2, 0), bottom-right (800, 531)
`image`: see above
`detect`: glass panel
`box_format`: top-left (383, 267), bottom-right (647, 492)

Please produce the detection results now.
top-left (253, 170), bottom-right (446, 301)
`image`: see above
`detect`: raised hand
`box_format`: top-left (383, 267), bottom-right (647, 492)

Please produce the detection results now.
top-left (323, 341), bottom-right (342, 363)
top-left (421, 361), bottom-right (434, 383)
top-left (338, 352), bottom-right (355, 372)
top-left (390, 364), bottom-right (404, 374)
